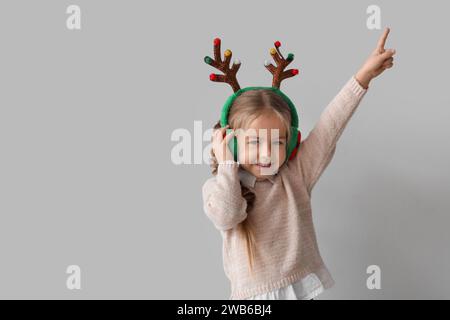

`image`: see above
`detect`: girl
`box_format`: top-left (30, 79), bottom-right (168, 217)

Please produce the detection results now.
top-left (202, 28), bottom-right (396, 300)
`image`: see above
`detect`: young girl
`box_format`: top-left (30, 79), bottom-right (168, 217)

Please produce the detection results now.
top-left (202, 28), bottom-right (396, 300)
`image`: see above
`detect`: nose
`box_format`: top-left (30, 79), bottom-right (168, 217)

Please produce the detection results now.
top-left (259, 142), bottom-right (271, 162)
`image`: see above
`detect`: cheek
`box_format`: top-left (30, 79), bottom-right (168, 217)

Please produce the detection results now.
top-left (272, 145), bottom-right (286, 161)
top-left (279, 145), bottom-right (287, 160)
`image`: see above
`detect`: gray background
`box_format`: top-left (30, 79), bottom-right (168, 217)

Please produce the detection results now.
top-left (0, 0), bottom-right (449, 299)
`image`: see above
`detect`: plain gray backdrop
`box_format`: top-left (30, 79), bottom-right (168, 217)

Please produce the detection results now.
top-left (0, 0), bottom-right (449, 299)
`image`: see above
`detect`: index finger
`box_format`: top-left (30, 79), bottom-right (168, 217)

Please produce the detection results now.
top-left (376, 27), bottom-right (390, 52)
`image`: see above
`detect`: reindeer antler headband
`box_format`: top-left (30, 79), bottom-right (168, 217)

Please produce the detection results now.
top-left (204, 38), bottom-right (299, 91)
top-left (203, 37), bottom-right (303, 162)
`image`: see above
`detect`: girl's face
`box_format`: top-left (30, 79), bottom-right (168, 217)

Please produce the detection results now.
top-left (235, 111), bottom-right (288, 180)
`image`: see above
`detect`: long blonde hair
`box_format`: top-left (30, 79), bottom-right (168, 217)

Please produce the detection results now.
top-left (209, 89), bottom-right (292, 276)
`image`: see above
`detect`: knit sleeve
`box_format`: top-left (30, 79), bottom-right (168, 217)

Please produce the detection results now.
top-left (202, 162), bottom-right (248, 231)
top-left (296, 76), bottom-right (368, 194)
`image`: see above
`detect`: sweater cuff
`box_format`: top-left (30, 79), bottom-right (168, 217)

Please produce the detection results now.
top-left (348, 75), bottom-right (368, 98)
top-left (217, 161), bottom-right (240, 175)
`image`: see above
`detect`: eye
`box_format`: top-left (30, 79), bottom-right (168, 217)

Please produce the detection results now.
top-left (273, 140), bottom-right (284, 145)
top-left (247, 138), bottom-right (259, 145)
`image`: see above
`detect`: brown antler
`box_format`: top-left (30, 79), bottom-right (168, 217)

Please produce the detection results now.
top-left (204, 38), bottom-right (241, 92)
top-left (264, 40), bottom-right (299, 88)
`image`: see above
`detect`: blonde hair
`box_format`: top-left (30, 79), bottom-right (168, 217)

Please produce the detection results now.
top-left (209, 89), bottom-right (292, 276)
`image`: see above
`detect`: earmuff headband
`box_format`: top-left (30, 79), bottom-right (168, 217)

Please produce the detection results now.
top-left (220, 86), bottom-right (299, 128)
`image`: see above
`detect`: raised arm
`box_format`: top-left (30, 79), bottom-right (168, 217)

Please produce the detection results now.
top-left (297, 28), bottom-right (396, 194)
top-left (297, 76), bottom-right (367, 194)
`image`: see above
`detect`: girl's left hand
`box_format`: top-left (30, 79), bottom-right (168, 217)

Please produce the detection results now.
top-left (355, 27), bottom-right (396, 89)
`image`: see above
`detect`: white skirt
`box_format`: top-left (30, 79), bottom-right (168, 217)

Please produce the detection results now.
top-left (243, 273), bottom-right (324, 300)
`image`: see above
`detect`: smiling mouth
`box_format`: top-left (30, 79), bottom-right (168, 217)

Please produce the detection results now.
top-left (257, 163), bottom-right (272, 168)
